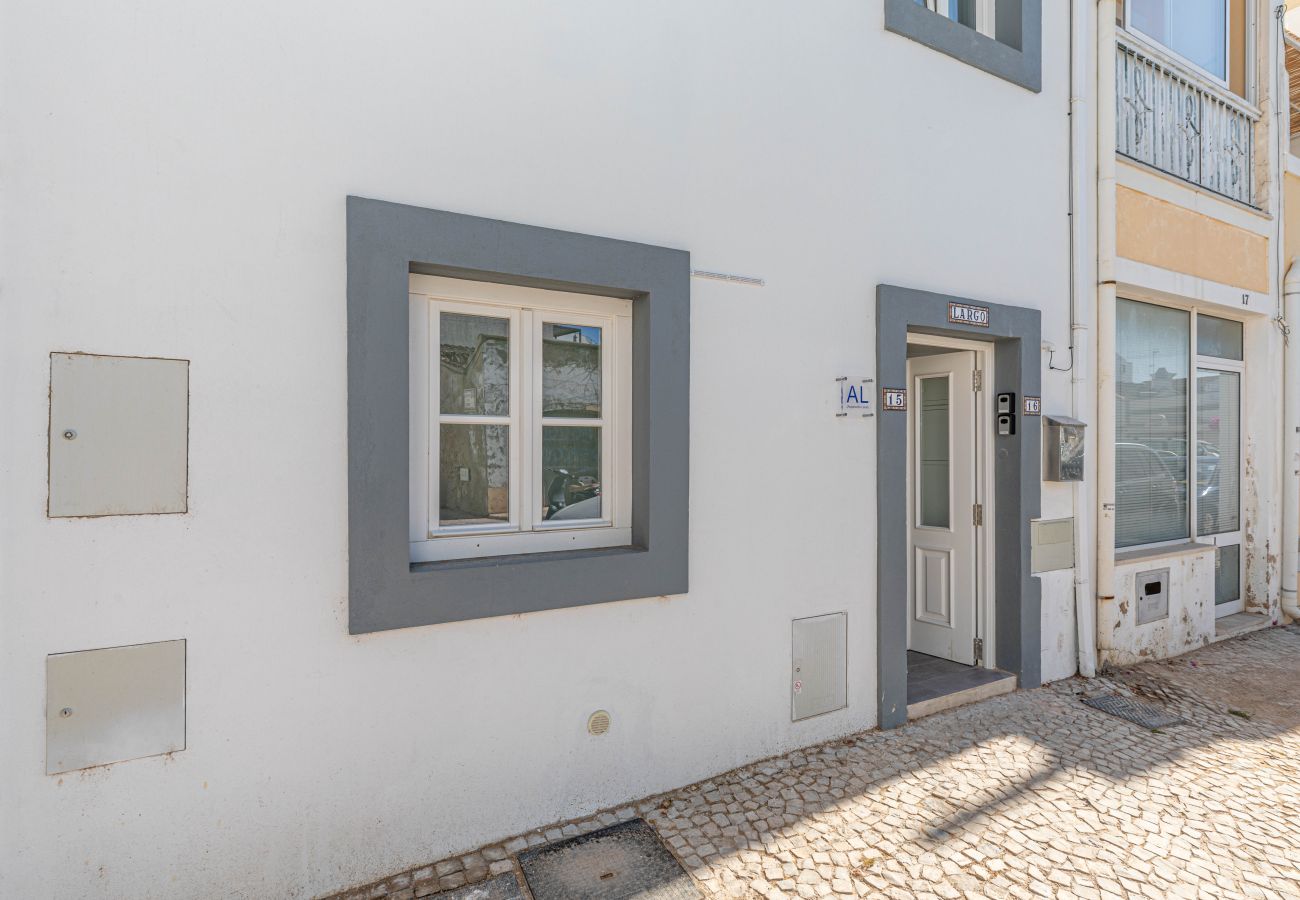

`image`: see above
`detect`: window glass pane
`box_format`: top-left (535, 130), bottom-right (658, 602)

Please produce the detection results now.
top-left (542, 323), bottom-right (601, 418)
top-left (1215, 543), bottom-right (1241, 605)
top-left (1197, 315), bottom-right (1243, 360)
top-left (1197, 369), bottom-right (1240, 535)
top-left (439, 424), bottom-right (509, 526)
top-left (915, 0), bottom-right (976, 28)
top-left (919, 376), bottom-right (950, 528)
top-left (942, 0), bottom-right (977, 28)
top-left (1130, 0), bottom-right (1226, 79)
top-left (542, 426), bottom-right (601, 521)
top-left (1116, 299), bottom-right (1190, 547)
top-left (440, 312), bottom-right (509, 416)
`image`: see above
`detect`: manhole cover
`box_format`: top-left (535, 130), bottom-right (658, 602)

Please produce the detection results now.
top-left (432, 873), bottom-right (525, 900)
top-left (519, 819), bottom-right (700, 900)
top-left (1082, 693), bottom-right (1184, 729)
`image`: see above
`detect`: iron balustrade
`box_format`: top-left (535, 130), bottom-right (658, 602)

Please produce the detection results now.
top-left (1116, 34), bottom-right (1257, 207)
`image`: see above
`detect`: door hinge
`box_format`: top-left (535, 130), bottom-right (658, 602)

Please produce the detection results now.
top-left (973, 637), bottom-right (985, 665)
top-left (973, 503), bottom-right (984, 526)
top-left (973, 369), bottom-right (984, 392)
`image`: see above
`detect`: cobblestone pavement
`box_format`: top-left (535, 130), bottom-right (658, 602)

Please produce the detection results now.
top-left (329, 626), bottom-right (1300, 900)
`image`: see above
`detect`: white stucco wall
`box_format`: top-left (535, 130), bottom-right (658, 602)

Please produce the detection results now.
top-left (0, 2), bottom-right (1078, 897)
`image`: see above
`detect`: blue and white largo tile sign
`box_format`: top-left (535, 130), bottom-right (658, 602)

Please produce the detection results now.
top-left (948, 301), bottom-right (990, 327)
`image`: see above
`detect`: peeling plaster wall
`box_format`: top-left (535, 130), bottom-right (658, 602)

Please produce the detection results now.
top-left (1102, 550), bottom-right (1215, 668)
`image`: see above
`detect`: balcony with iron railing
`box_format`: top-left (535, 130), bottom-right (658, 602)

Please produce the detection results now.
top-left (1116, 32), bottom-right (1259, 207)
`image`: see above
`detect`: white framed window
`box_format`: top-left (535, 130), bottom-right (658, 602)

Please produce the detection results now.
top-left (916, 0), bottom-right (997, 39)
top-left (408, 274), bottom-right (633, 563)
top-left (1114, 299), bottom-right (1244, 617)
top-left (1126, 0), bottom-right (1229, 84)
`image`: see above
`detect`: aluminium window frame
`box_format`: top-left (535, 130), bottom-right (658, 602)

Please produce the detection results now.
top-left (1124, 0), bottom-right (1232, 89)
top-left (408, 274), bottom-right (633, 563)
top-left (1192, 350), bottom-right (1245, 617)
top-left (1113, 299), bottom-right (1247, 615)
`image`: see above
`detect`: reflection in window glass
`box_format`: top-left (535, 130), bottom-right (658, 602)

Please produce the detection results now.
top-left (1197, 369), bottom-right (1240, 535)
top-left (440, 313), bottom-right (509, 416)
top-left (1197, 315), bottom-right (1243, 360)
top-left (1129, 0), bottom-right (1226, 80)
top-left (542, 323), bottom-right (601, 418)
top-left (919, 376), bottom-right (950, 529)
top-left (541, 426), bottom-right (601, 521)
top-left (1215, 543), bottom-right (1241, 606)
top-left (1115, 299), bottom-right (1189, 548)
top-left (439, 424), bottom-right (509, 526)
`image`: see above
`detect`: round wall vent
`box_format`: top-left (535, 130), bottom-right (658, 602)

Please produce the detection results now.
top-left (587, 709), bottom-right (611, 736)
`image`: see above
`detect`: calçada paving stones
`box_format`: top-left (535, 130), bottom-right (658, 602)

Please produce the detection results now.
top-left (331, 625), bottom-right (1300, 900)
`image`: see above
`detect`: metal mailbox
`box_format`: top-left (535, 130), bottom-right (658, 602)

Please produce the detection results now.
top-left (1044, 414), bottom-right (1086, 482)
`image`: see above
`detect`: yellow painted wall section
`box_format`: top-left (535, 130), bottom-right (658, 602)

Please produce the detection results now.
top-left (1287, 173), bottom-right (1300, 268)
top-left (1116, 185), bottom-right (1269, 293)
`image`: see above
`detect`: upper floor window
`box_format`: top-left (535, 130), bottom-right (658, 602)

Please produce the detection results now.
top-left (914, 0), bottom-right (997, 39)
top-left (408, 275), bottom-right (633, 563)
top-left (1127, 0), bottom-right (1228, 84)
top-left (886, 0), bottom-right (1042, 92)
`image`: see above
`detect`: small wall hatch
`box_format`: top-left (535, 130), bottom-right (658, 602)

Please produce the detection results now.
top-left (1135, 568), bottom-right (1170, 626)
top-left (46, 639), bottom-right (186, 774)
top-left (1031, 517), bottom-right (1075, 573)
top-left (48, 352), bottom-right (189, 517)
top-left (792, 612), bottom-right (848, 721)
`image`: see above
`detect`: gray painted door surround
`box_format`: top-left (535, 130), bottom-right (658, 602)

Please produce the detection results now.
top-left (875, 284), bottom-right (1042, 729)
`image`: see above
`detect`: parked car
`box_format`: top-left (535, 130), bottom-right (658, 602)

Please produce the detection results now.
top-left (1115, 441), bottom-right (1186, 546)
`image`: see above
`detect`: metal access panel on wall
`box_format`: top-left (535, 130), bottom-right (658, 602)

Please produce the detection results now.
top-left (48, 353), bottom-right (189, 517)
top-left (1031, 517), bottom-right (1075, 573)
top-left (791, 613), bottom-right (847, 721)
top-left (1135, 569), bottom-right (1170, 626)
top-left (46, 640), bottom-right (186, 775)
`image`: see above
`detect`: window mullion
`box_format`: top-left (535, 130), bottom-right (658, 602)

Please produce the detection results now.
top-left (517, 309), bottom-right (533, 534)
top-left (427, 300), bottom-right (441, 538)
top-left (602, 313), bottom-right (616, 530)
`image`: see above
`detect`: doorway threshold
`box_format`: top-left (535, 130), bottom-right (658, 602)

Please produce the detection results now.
top-left (1213, 612), bottom-right (1270, 642)
top-left (907, 650), bottom-right (1016, 720)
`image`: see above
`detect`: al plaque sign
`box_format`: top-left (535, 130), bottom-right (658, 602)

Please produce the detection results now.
top-left (837, 376), bottom-right (874, 417)
top-left (948, 302), bottom-right (990, 327)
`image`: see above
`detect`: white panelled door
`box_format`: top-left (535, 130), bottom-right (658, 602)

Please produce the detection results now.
top-left (907, 350), bottom-right (979, 665)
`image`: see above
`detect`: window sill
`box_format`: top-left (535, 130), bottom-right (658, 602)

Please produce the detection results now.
top-left (410, 542), bottom-right (644, 575)
top-left (411, 525), bottom-right (633, 564)
top-left (1114, 541), bottom-right (1213, 566)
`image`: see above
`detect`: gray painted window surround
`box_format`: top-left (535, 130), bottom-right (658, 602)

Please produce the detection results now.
top-left (884, 0), bottom-right (1042, 93)
top-left (346, 196), bottom-right (689, 634)
top-left (875, 284), bottom-right (1042, 729)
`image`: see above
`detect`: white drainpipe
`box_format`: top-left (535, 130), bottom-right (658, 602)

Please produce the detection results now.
top-left (1094, 0), bottom-right (1119, 659)
top-left (1070, 0), bottom-right (1097, 677)
top-left (1282, 258), bottom-right (1300, 620)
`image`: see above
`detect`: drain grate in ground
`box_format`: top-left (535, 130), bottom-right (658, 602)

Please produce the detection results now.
top-left (1082, 693), bottom-right (1185, 729)
top-left (431, 873), bottom-right (525, 900)
top-left (518, 818), bottom-right (701, 900)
